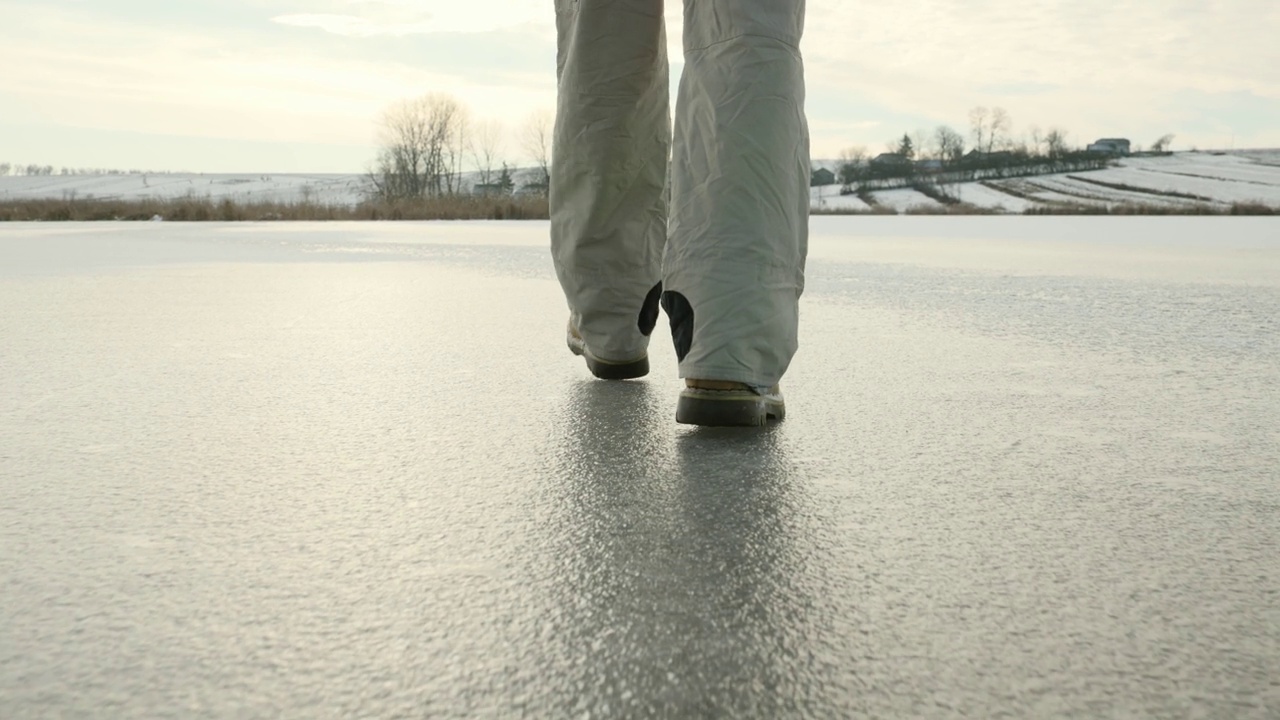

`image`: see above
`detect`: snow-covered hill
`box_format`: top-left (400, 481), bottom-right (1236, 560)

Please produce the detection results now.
top-left (0, 173), bottom-right (371, 206)
top-left (813, 152), bottom-right (1280, 213)
top-left (2, 153), bottom-right (1277, 214)
top-left (0, 167), bottom-right (547, 207)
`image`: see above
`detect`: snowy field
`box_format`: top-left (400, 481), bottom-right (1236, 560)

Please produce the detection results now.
top-left (941, 152), bottom-right (1280, 211)
top-left (3, 152), bottom-right (1278, 214)
top-left (869, 187), bottom-right (941, 212)
top-left (0, 167), bottom-right (547, 207)
top-left (810, 184), bottom-right (870, 212)
top-left (2, 218), bottom-right (1278, 717)
top-left (0, 172), bottom-right (370, 206)
top-left (816, 152), bottom-right (1280, 213)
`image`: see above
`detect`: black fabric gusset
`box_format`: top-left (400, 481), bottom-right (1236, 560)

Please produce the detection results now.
top-left (638, 281), bottom-right (663, 337)
top-left (661, 290), bottom-right (694, 362)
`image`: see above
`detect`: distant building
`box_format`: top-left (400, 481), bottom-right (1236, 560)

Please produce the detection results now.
top-left (915, 159), bottom-right (943, 173)
top-left (870, 153), bottom-right (911, 169)
top-left (964, 150), bottom-right (1015, 165)
top-left (1087, 138), bottom-right (1131, 156)
top-left (472, 183), bottom-right (507, 196)
top-left (810, 168), bottom-right (836, 187)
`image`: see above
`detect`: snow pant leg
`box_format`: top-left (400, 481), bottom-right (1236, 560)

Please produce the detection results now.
top-left (664, 0), bottom-right (809, 387)
top-left (551, 0), bottom-right (670, 362)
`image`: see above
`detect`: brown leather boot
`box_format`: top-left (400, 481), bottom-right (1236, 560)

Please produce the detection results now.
top-left (676, 380), bottom-right (785, 427)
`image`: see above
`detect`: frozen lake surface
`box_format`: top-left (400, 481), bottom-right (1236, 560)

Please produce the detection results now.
top-left (2, 218), bottom-right (1279, 717)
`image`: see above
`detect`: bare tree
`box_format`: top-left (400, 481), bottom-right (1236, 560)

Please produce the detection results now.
top-left (443, 107), bottom-right (470, 195)
top-left (522, 109), bottom-right (554, 193)
top-left (969, 106), bottom-right (989, 157)
top-left (369, 93), bottom-right (465, 201)
top-left (0, 162), bottom-right (9, 176)
top-left (911, 128), bottom-right (933, 161)
top-left (989, 107), bottom-right (1012, 153)
top-left (469, 119), bottom-right (505, 187)
top-left (1029, 125), bottom-right (1046, 157)
top-left (836, 146), bottom-right (868, 187)
top-left (934, 125), bottom-right (965, 165)
top-left (1151, 133), bottom-right (1176, 153)
top-left (1045, 128), bottom-right (1070, 159)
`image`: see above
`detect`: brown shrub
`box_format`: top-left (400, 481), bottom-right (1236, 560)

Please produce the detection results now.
top-left (904, 203), bottom-right (1000, 216)
top-left (1, 194), bottom-right (1273, 221)
top-left (1229, 202), bottom-right (1276, 216)
top-left (0, 194), bottom-right (552, 222)
top-left (1021, 202), bottom-right (1270, 216)
top-left (811, 205), bottom-right (898, 216)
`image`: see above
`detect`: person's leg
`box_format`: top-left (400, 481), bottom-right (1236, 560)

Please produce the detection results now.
top-left (551, 0), bottom-right (670, 376)
top-left (665, 0), bottom-right (809, 392)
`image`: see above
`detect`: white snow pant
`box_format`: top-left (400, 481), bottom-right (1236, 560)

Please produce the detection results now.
top-left (551, 0), bottom-right (809, 388)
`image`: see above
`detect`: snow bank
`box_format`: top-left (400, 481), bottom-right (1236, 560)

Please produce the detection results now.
top-left (811, 184), bottom-right (870, 212)
top-left (870, 188), bottom-right (942, 212)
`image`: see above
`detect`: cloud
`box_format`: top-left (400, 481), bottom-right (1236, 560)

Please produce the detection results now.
top-left (978, 83), bottom-right (1062, 97)
top-left (271, 1), bottom-right (549, 36)
top-left (799, 1), bottom-right (1280, 149)
top-left (0, 1), bottom-right (556, 148)
top-left (2, 0), bottom-right (1277, 171)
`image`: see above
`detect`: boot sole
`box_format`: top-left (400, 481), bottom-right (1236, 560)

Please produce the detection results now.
top-left (568, 338), bottom-right (649, 380)
top-left (675, 388), bottom-right (786, 427)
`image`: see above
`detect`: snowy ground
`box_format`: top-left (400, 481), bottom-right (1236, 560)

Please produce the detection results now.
top-left (947, 182), bottom-right (1036, 213)
top-left (0, 167), bottom-right (547, 207)
top-left (810, 184), bottom-right (870, 212)
top-left (2, 152), bottom-right (1278, 214)
top-left (822, 152), bottom-right (1280, 213)
top-left (869, 188), bottom-right (942, 212)
top-left (0, 172), bottom-right (371, 206)
top-left (961, 153), bottom-right (1280, 211)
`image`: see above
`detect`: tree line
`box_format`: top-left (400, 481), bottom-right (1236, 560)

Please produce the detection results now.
top-left (368, 93), bottom-right (553, 202)
top-left (0, 164), bottom-right (174, 177)
top-left (829, 106), bottom-right (1174, 191)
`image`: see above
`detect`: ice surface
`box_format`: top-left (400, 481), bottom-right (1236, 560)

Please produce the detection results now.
top-left (2, 218), bottom-right (1279, 717)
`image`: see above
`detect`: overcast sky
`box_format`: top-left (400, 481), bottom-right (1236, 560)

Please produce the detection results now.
top-left (2, 0), bottom-right (1277, 172)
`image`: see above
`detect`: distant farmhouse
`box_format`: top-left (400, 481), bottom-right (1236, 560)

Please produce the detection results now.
top-left (1087, 138), bottom-right (1132, 156)
top-left (870, 153), bottom-right (912, 170)
top-left (964, 149), bottom-right (1015, 164)
top-left (810, 167), bottom-right (835, 187)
